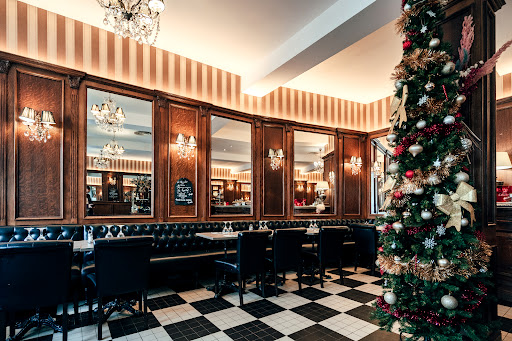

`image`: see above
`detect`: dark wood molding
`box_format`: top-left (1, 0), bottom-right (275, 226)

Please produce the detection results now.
top-left (0, 60), bottom-right (11, 74)
top-left (199, 105), bottom-right (210, 117)
top-left (68, 76), bottom-right (81, 89)
top-left (157, 96), bottom-right (168, 108)
top-left (254, 118), bottom-right (261, 129)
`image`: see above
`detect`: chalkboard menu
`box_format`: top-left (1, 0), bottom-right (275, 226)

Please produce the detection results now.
top-left (175, 178), bottom-right (194, 205)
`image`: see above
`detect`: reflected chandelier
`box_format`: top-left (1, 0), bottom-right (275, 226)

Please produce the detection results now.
top-left (96, 0), bottom-right (165, 45)
top-left (314, 148), bottom-right (324, 173)
top-left (90, 96), bottom-right (126, 133)
top-left (94, 150), bottom-right (110, 169)
top-left (101, 139), bottom-right (125, 160)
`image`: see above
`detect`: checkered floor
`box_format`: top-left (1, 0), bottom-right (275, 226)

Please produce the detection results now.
top-left (10, 267), bottom-right (512, 341)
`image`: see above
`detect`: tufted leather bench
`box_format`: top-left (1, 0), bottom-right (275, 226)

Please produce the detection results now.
top-left (0, 225), bottom-right (83, 242)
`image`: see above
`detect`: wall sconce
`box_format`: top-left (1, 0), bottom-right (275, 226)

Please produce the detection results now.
top-left (108, 176), bottom-right (117, 186)
top-left (176, 133), bottom-right (196, 159)
top-left (329, 171), bottom-right (335, 184)
top-left (268, 148), bottom-right (284, 170)
top-left (297, 184), bottom-right (304, 192)
top-left (19, 107), bottom-right (56, 143)
top-left (307, 186), bottom-right (311, 193)
top-left (350, 156), bottom-right (362, 175)
top-left (227, 182), bottom-right (235, 191)
top-left (372, 161), bottom-right (382, 178)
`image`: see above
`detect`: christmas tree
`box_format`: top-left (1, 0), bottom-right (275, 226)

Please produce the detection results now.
top-left (373, 0), bottom-right (512, 340)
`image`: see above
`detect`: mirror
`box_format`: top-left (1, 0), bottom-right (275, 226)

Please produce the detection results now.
top-left (294, 131), bottom-right (336, 215)
top-left (86, 88), bottom-right (153, 216)
top-left (370, 136), bottom-right (394, 215)
top-left (210, 115), bottom-right (252, 215)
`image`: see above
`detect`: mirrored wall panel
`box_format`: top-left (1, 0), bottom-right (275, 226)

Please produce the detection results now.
top-left (86, 89), bottom-right (153, 216)
top-left (294, 131), bottom-right (336, 215)
top-left (210, 115), bottom-right (252, 215)
top-left (370, 137), bottom-right (394, 215)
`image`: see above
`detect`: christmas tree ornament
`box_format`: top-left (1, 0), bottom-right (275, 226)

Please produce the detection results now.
top-left (454, 171), bottom-right (470, 184)
top-left (392, 221), bottom-right (404, 232)
top-left (437, 258), bottom-right (450, 267)
top-left (436, 224), bottom-right (446, 236)
top-left (405, 170), bottom-right (415, 179)
top-left (409, 144), bottom-right (424, 157)
top-left (443, 115), bottom-right (455, 124)
top-left (403, 3), bottom-right (412, 11)
top-left (384, 292), bottom-right (398, 305)
top-left (394, 191), bottom-right (404, 199)
top-left (441, 61), bottom-right (456, 75)
top-left (394, 256), bottom-right (402, 263)
top-left (414, 187), bottom-right (424, 195)
top-left (395, 79), bottom-right (405, 91)
top-left (426, 10), bottom-right (436, 17)
top-left (416, 120), bottom-right (427, 129)
top-left (461, 217), bottom-right (469, 227)
top-left (403, 211), bottom-right (411, 218)
top-left (427, 173), bottom-right (441, 185)
top-left (441, 295), bottom-right (458, 310)
top-left (429, 38), bottom-right (441, 48)
top-left (423, 236), bottom-right (437, 248)
top-left (461, 137), bottom-right (472, 150)
top-left (375, 259), bottom-right (380, 267)
top-left (391, 241), bottom-right (397, 249)
top-left (418, 94), bottom-right (429, 106)
top-left (403, 40), bottom-right (412, 50)
top-left (443, 153), bottom-right (456, 165)
top-left (389, 162), bottom-right (400, 174)
top-left (386, 133), bottom-right (398, 143)
top-left (425, 81), bottom-right (435, 92)
top-left (456, 94), bottom-right (467, 104)
top-left (433, 157), bottom-right (441, 167)
top-left (421, 210), bottom-right (433, 220)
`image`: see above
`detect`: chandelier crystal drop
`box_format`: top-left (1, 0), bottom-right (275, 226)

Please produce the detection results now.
top-left (101, 139), bottom-right (125, 160)
top-left (93, 151), bottom-right (110, 169)
top-left (90, 96), bottom-right (126, 133)
top-left (96, 0), bottom-right (165, 45)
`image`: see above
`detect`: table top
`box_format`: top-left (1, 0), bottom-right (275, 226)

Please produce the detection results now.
top-left (196, 232), bottom-right (240, 241)
top-left (73, 240), bottom-right (94, 252)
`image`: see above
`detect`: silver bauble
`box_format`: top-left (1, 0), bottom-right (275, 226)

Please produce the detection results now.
top-left (386, 133), bottom-right (398, 143)
top-left (443, 115), bottom-right (455, 125)
top-left (427, 174), bottom-right (441, 185)
top-left (454, 171), bottom-right (469, 184)
top-left (395, 79), bottom-right (405, 91)
top-left (429, 38), bottom-right (441, 48)
top-left (414, 187), bottom-right (424, 195)
top-left (441, 61), bottom-right (456, 75)
top-left (443, 153), bottom-right (456, 165)
top-left (437, 258), bottom-right (450, 268)
top-left (461, 218), bottom-right (469, 227)
top-left (456, 94), bottom-right (467, 105)
top-left (441, 295), bottom-right (458, 310)
top-left (384, 292), bottom-right (398, 305)
top-left (391, 242), bottom-right (397, 249)
top-left (392, 221), bottom-right (404, 232)
top-left (375, 259), bottom-right (380, 267)
top-left (461, 138), bottom-right (472, 150)
top-left (394, 256), bottom-right (402, 263)
top-left (389, 162), bottom-right (400, 174)
top-left (416, 120), bottom-right (427, 130)
top-left (403, 211), bottom-right (411, 218)
top-left (421, 210), bottom-right (433, 220)
top-left (425, 81), bottom-right (435, 92)
top-left (409, 144), bottom-right (424, 157)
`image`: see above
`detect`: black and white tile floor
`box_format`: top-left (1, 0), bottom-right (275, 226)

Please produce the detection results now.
top-left (10, 267), bottom-right (512, 341)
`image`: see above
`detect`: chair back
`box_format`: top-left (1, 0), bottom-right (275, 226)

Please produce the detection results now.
top-left (318, 227), bottom-right (347, 263)
top-left (0, 240), bottom-right (73, 311)
top-left (93, 236), bottom-right (153, 297)
top-left (352, 224), bottom-right (377, 255)
top-left (236, 230), bottom-right (272, 276)
top-left (273, 228), bottom-right (306, 271)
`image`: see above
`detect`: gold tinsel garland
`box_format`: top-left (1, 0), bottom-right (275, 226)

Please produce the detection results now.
top-left (395, 0), bottom-right (450, 34)
top-left (377, 241), bottom-right (492, 282)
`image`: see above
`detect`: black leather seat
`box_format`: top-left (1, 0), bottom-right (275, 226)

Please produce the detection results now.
top-left (0, 240), bottom-right (73, 341)
top-left (268, 228), bottom-right (306, 296)
top-left (85, 236), bottom-right (153, 340)
top-left (352, 224), bottom-right (378, 276)
top-left (214, 230), bottom-right (272, 306)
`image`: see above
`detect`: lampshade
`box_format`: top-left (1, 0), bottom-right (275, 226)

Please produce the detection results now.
top-left (19, 107), bottom-right (36, 123)
top-left (100, 103), bottom-right (110, 114)
top-left (176, 133), bottom-right (185, 144)
top-left (148, 0), bottom-right (165, 12)
top-left (188, 135), bottom-right (197, 146)
top-left (356, 157), bottom-right (362, 164)
top-left (276, 149), bottom-right (284, 157)
top-left (268, 148), bottom-right (275, 157)
top-left (316, 181), bottom-right (329, 191)
top-left (350, 156), bottom-right (356, 163)
top-left (41, 111), bottom-right (55, 125)
top-left (91, 104), bottom-right (100, 115)
top-left (115, 107), bottom-right (125, 119)
top-left (497, 152), bottom-right (512, 170)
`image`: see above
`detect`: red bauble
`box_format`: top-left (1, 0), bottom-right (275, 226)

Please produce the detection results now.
top-left (378, 246), bottom-right (384, 252)
top-left (394, 191), bottom-right (404, 199)
top-left (403, 40), bottom-right (412, 50)
top-left (405, 170), bottom-right (414, 179)
top-left (455, 112), bottom-right (463, 118)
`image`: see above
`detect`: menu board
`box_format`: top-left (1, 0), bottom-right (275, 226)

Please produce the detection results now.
top-left (175, 178), bottom-right (194, 205)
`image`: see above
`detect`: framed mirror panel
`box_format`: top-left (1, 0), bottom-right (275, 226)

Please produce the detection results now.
top-left (370, 136), bottom-right (394, 215)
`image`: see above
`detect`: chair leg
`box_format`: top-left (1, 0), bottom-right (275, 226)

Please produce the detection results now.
top-left (143, 290), bottom-right (148, 330)
top-left (238, 274), bottom-right (244, 306)
top-left (354, 252), bottom-right (359, 272)
top-left (298, 265), bottom-right (303, 293)
top-left (274, 268), bottom-right (279, 297)
top-left (371, 253), bottom-right (376, 276)
top-left (73, 290), bottom-right (79, 324)
top-left (87, 289), bottom-right (93, 323)
top-left (9, 312), bottom-right (15, 337)
top-left (339, 259), bottom-right (344, 285)
top-left (0, 309), bottom-right (6, 341)
top-left (320, 263), bottom-right (324, 288)
top-left (261, 272), bottom-right (266, 298)
top-left (215, 269), bottom-right (220, 296)
top-left (255, 274), bottom-right (260, 289)
top-left (62, 302), bottom-right (68, 341)
top-left (97, 296), bottom-right (103, 340)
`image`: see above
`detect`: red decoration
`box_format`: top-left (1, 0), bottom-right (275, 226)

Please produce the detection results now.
top-left (456, 112), bottom-right (463, 118)
top-left (394, 123), bottom-right (463, 157)
top-left (405, 170), bottom-right (414, 179)
top-left (462, 166), bottom-right (469, 172)
top-left (406, 225), bottom-right (434, 235)
top-left (394, 191), bottom-right (404, 199)
top-left (442, 84), bottom-right (449, 101)
top-left (403, 40), bottom-right (412, 50)
top-left (378, 246), bottom-right (384, 252)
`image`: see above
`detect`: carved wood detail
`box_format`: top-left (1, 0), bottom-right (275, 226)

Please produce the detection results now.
top-left (0, 60), bottom-right (11, 74)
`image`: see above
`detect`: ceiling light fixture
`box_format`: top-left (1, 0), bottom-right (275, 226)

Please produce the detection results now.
top-left (96, 0), bottom-right (165, 45)
top-left (90, 96), bottom-right (126, 133)
top-left (101, 138), bottom-right (125, 160)
top-left (94, 150), bottom-right (110, 169)
top-left (268, 148), bottom-right (284, 171)
top-left (19, 107), bottom-right (56, 143)
top-left (314, 148), bottom-right (325, 173)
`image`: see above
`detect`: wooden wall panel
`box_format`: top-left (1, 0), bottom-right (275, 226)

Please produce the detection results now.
top-left (168, 103), bottom-right (198, 218)
top-left (262, 124), bottom-right (285, 217)
top-left (342, 135), bottom-right (363, 217)
top-left (13, 69), bottom-right (64, 220)
top-left (0, 61), bottom-right (9, 225)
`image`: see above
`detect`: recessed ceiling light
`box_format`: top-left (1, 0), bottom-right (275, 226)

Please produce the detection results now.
top-left (134, 130), bottom-right (152, 136)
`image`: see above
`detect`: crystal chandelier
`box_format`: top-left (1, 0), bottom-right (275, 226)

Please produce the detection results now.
top-left (268, 148), bottom-right (284, 171)
top-left (94, 151), bottom-right (110, 169)
top-left (101, 139), bottom-right (125, 160)
top-left (350, 156), bottom-right (363, 175)
top-left (314, 149), bottom-right (324, 173)
top-left (96, 0), bottom-right (165, 45)
top-left (176, 133), bottom-right (196, 159)
top-left (90, 96), bottom-right (126, 133)
top-left (19, 107), bottom-right (56, 143)
top-left (372, 161), bottom-right (382, 178)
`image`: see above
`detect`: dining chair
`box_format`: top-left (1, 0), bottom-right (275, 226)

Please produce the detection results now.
top-left (352, 224), bottom-right (378, 276)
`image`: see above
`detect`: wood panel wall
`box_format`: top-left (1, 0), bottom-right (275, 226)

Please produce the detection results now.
top-left (262, 124), bottom-right (285, 218)
top-left (340, 135), bottom-right (365, 217)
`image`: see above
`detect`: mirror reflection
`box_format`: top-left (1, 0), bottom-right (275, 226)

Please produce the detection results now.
top-left (86, 89), bottom-right (153, 216)
top-left (294, 131), bottom-right (336, 215)
top-left (210, 115), bottom-right (252, 215)
top-left (370, 137), bottom-right (394, 215)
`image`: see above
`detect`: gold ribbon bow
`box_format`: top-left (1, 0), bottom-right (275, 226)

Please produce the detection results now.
top-left (380, 176), bottom-right (396, 194)
top-left (380, 193), bottom-right (393, 211)
top-left (389, 84), bottom-right (408, 134)
top-left (435, 181), bottom-right (477, 231)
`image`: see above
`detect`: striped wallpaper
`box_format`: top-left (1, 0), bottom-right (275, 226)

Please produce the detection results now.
top-left (211, 168), bottom-right (251, 182)
top-left (294, 169), bottom-right (325, 183)
top-left (86, 156), bottom-right (152, 174)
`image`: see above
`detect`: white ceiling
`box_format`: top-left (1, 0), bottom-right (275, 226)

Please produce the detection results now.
top-left (20, 0), bottom-right (512, 105)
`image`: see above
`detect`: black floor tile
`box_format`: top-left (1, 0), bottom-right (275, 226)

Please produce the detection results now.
top-left (164, 316), bottom-right (220, 341)
top-left (168, 281), bottom-right (204, 293)
top-left (332, 278), bottom-right (365, 288)
top-left (500, 316), bottom-right (512, 333)
top-left (107, 313), bottom-right (161, 339)
top-left (338, 289), bottom-right (377, 304)
top-left (291, 302), bottom-right (340, 323)
top-left (361, 270), bottom-right (381, 278)
top-left (373, 279), bottom-right (384, 286)
top-left (146, 293), bottom-right (187, 311)
top-left (294, 276), bottom-right (322, 286)
top-left (360, 329), bottom-right (399, 341)
top-left (292, 287), bottom-right (331, 301)
top-left (223, 320), bottom-right (284, 341)
top-left (249, 285), bottom-right (287, 298)
top-left (190, 297), bottom-right (234, 315)
top-left (24, 335), bottom-right (53, 341)
top-left (346, 305), bottom-right (378, 325)
top-left (327, 268), bottom-right (356, 277)
top-left (289, 324), bottom-right (351, 341)
top-left (240, 299), bottom-right (285, 319)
